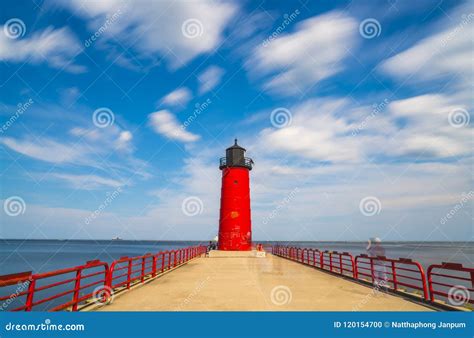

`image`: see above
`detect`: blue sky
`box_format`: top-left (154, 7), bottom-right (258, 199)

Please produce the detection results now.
top-left (0, 0), bottom-right (472, 242)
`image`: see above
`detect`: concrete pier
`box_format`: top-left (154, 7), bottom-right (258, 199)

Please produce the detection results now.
top-left (97, 254), bottom-right (431, 311)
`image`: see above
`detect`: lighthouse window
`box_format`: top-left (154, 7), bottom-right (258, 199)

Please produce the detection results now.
top-left (234, 180), bottom-right (238, 184)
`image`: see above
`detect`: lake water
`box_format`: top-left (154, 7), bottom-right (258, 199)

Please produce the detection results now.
top-left (0, 240), bottom-right (472, 311)
top-left (1, 239), bottom-right (472, 276)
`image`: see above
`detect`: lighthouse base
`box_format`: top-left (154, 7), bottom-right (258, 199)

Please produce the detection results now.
top-left (208, 250), bottom-right (265, 258)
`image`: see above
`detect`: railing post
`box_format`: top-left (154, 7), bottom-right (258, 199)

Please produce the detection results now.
top-left (72, 269), bottom-right (82, 311)
top-left (161, 253), bottom-right (165, 273)
top-left (339, 254), bottom-right (343, 274)
top-left (370, 258), bottom-right (375, 284)
top-left (127, 259), bottom-right (132, 289)
top-left (141, 256), bottom-right (146, 283)
top-left (391, 261), bottom-right (397, 291)
top-left (25, 278), bottom-right (36, 311)
top-left (152, 255), bottom-right (157, 277)
top-left (329, 253), bottom-right (333, 272)
top-left (174, 251), bottom-right (177, 268)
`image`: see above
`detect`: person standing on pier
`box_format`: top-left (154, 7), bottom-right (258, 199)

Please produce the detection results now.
top-left (366, 237), bottom-right (388, 287)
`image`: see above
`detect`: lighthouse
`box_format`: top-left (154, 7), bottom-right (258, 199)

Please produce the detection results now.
top-left (218, 139), bottom-right (253, 251)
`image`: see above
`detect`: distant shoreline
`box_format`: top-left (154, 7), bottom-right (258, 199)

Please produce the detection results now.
top-left (0, 238), bottom-right (472, 243)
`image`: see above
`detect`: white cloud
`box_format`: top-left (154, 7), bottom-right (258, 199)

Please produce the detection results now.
top-left (0, 119), bottom-right (149, 186)
top-left (248, 11), bottom-right (357, 95)
top-left (148, 110), bottom-right (200, 142)
top-left (49, 173), bottom-right (125, 190)
top-left (380, 12), bottom-right (473, 87)
top-left (257, 95), bottom-right (471, 163)
top-left (0, 136), bottom-right (88, 164)
top-left (160, 87), bottom-right (192, 107)
top-left (258, 99), bottom-right (378, 163)
top-left (0, 26), bottom-right (85, 73)
top-left (387, 94), bottom-right (471, 158)
top-left (198, 66), bottom-right (224, 94)
top-left (377, 5), bottom-right (472, 159)
top-left (56, 0), bottom-right (238, 68)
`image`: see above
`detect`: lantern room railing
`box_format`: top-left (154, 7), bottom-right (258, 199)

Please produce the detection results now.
top-left (219, 157), bottom-right (253, 170)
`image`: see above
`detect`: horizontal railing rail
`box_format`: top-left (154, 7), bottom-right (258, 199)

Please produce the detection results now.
top-left (0, 245), bottom-right (207, 312)
top-left (427, 262), bottom-right (474, 306)
top-left (272, 245), bottom-right (472, 310)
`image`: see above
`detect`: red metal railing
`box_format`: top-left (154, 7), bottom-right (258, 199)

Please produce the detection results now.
top-left (321, 251), bottom-right (356, 278)
top-left (0, 245), bottom-right (207, 311)
top-left (427, 262), bottom-right (474, 306)
top-left (272, 245), bottom-right (472, 308)
top-left (355, 254), bottom-right (428, 299)
top-left (301, 248), bottom-right (322, 268)
top-left (0, 260), bottom-right (108, 311)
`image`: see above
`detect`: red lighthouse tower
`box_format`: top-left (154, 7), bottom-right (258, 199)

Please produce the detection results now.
top-left (218, 139), bottom-right (253, 251)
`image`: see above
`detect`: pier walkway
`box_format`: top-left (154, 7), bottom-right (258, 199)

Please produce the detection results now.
top-left (97, 254), bottom-right (431, 311)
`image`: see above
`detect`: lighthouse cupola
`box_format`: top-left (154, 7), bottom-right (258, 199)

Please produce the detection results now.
top-left (217, 139), bottom-right (253, 251)
top-left (219, 139), bottom-right (253, 170)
